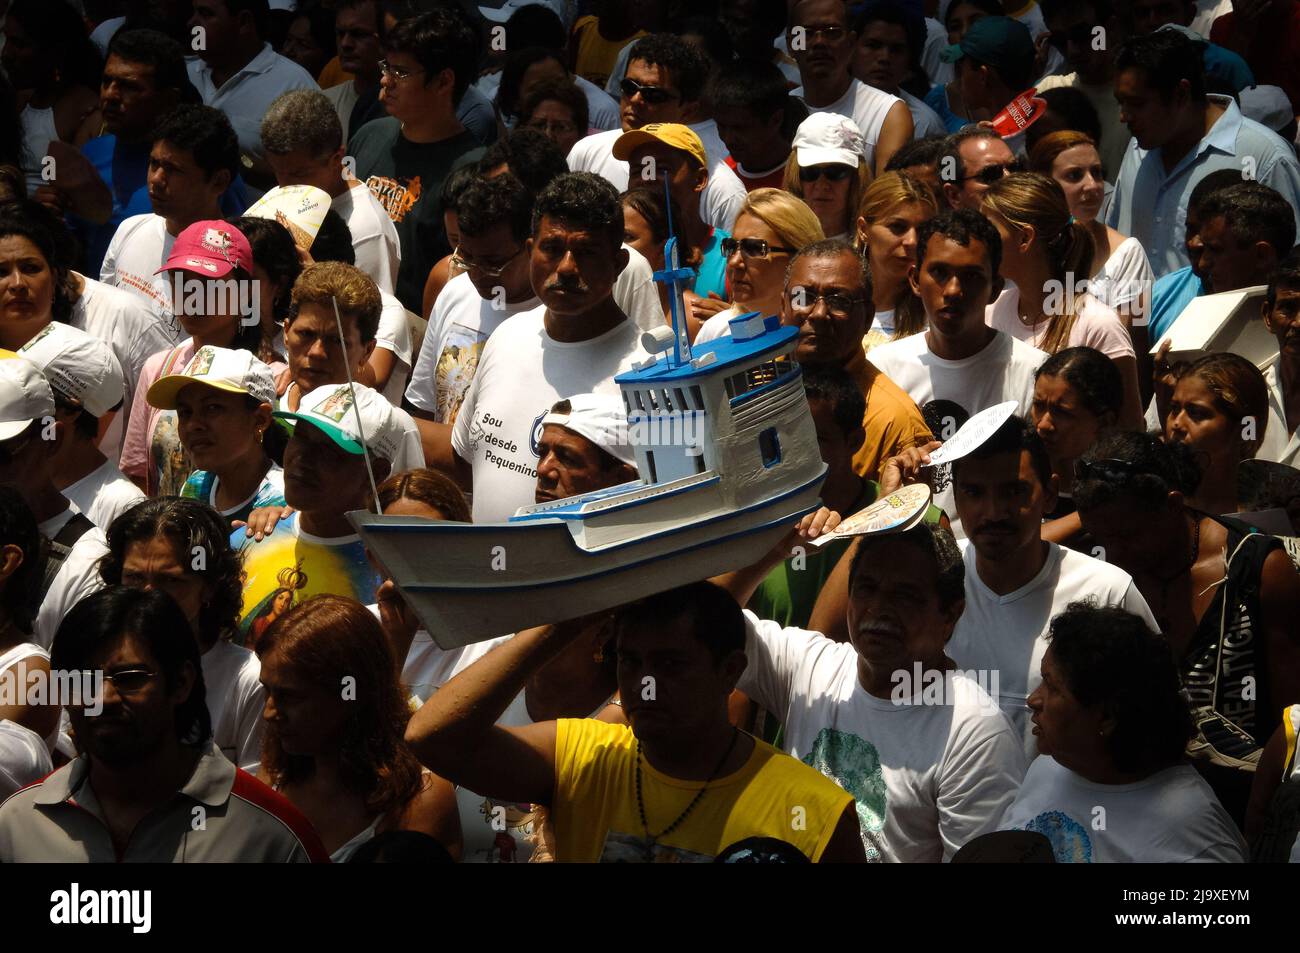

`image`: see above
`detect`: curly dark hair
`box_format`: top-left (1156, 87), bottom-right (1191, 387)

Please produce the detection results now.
top-left (626, 33), bottom-right (712, 103)
top-left (99, 498), bottom-right (246, 647)
top-left (1073, 431), bottom-right (1202, 512)
top-left (531, 171), bottom-right (624, 248)
top-left (916, 207), bottom-right (1003, 277)
top-left (256, 594), bottom-right (425, 816)
top-left (1047, 601), bottom-right (1194, 774)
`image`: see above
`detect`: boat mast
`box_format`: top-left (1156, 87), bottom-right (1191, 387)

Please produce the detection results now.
top-left (653, 178), bottom-right (696, 368)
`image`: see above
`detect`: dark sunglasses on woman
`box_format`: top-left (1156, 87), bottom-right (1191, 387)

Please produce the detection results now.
top-left (799, 164), bottom-right (855, 183)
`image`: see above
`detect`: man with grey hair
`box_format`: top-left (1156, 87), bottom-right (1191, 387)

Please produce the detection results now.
top-left (726, 520), bottom-right (1026, 862)
top-left (261, 89), bottom-right (400, 295)
top-left (937, 128), bottom-right (1021, 211)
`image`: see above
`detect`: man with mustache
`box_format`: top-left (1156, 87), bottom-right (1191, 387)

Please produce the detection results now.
top-left (733, 521), bottom-right (1025, 861)
top-left (866, 210), bottom-right (1047, 535)
top-left (419, 173), bottom-right (649, 523)
top-left (945, 414), bottom-right (1156, 760)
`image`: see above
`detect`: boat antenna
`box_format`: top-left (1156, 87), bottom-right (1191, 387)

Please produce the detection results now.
top-left (331, 294), bottom-right (382, 513)
top-left (656, 176), bottom-right (694, 366)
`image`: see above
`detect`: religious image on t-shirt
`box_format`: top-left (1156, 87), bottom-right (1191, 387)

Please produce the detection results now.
top-left (801, 727), bottom-right (887, 861)
top-left (151, 410), bottom-right (193, 498)
top-left (240, 561), bottom-right (309, 650)
top-left (1021, 810), bottom-right (1093, 863)
top-left (367, 174), bottom-right (423, 223)
top-left (434, 330), bottom-right (487, 426)
top-left (920, 399), bottom-right (970, 495)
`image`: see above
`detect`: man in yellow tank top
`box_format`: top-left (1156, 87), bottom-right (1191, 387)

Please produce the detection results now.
top-left (406, 580), bottom-right (864, 862)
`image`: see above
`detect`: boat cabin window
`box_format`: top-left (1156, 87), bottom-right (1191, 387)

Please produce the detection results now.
top-left (724, 354), bottom-right (796, 400)
top-left (759, 427), bottom-right (781, 468)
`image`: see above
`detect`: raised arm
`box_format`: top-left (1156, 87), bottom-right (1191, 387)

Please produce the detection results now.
top-left (404, 619), bottom-right (597, 807)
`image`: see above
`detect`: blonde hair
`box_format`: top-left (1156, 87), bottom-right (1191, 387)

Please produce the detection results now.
top-left (734, 187), bottom-right (825, 253)
top-left (782, 151), bottom-right (872, 237)
top-left (981, 172), bottom-right (1095, 355)
top-left (854, 171), bottom-right (938, 338)
top-left (289, 260), bottom-right (382, 341)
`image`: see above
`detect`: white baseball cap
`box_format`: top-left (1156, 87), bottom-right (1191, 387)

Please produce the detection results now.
top-left (793, 112), bottom-right (867, 169)
top-left (275, 382), bottom-right (425, 473)
top-left (0, 358), bottom-right (54, 441)
top-left (16, 322), bottom-right (125, 418)
top-left (1239, 85), bottom-right (1294, 135)
top-left (542, 392), bottom-right (636, 468)
top-left (479, 0), bottom-right (564, 23)
top-left (146, 345), bottom-right (278, 410)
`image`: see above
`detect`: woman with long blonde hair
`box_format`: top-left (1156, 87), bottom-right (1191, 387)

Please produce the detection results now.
top-left (853, 171), bottom-right (938, 350)
top-left (981, 172), bottom-right (1144, 430)
top-left (695, 188), bottom-right (825, 344)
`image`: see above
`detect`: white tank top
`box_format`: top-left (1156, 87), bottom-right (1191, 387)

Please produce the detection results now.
top-left (19, 105), bottom-right (59, 197)
top-left (0, 641), bottom-right (57, 750)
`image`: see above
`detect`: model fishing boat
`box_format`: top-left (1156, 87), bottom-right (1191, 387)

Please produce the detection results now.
top-left (351, 232), bottom-right (826, 648)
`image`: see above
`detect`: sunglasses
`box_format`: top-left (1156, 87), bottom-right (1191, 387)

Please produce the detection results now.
top-left (100, 668), bottom-right (157, 695)
top-left (799, 164), bottom-right (855, 183)
top-left (722, 237), bottom-right (797, 260)
top-left (620, 77), bottom-right (679, 105)
top-left (958, 160), bottom-right (1025, 185)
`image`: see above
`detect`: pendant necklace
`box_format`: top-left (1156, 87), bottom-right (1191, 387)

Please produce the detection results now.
top-left (635, 728), bottom-right (740, 861)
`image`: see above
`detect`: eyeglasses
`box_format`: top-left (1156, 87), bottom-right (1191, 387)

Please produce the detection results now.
top-left (100, 669), bottom-right (157, 695)
top-left (958, 160), bottom-right (1025, 185)
top-left (450, 245), bottom-right (525, 277)
top-left (799, 164), bottom-right (855, 183)
top-left (787, 286), bottom-right (864, 317)
top-left (526, 118), bottom-right (577, 135)
top-left (378, 59), bottom-right (425, 80)
top-left (620, 77), bottom-right (680, 105)
top-left (722, 237), bottom-right (797, 260)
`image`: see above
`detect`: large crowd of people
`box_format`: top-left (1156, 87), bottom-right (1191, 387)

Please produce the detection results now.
top-left (0, 0), bottom-right (1297, 865)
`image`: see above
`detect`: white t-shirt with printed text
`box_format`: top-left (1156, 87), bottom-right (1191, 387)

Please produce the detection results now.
top-left (450, 309), bottom-right (647, 523)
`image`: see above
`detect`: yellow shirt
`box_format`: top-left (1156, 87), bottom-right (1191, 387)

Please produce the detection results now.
top-left (571, 16), bottom-right (646, 90)
top-left (551, 719), bottom-right (854, 862)
top-left (845, 348), bottom-right (934, 481)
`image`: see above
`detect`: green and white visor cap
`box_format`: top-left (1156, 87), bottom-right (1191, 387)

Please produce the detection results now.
top-left (273, 381), bottom-right (425, 472)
